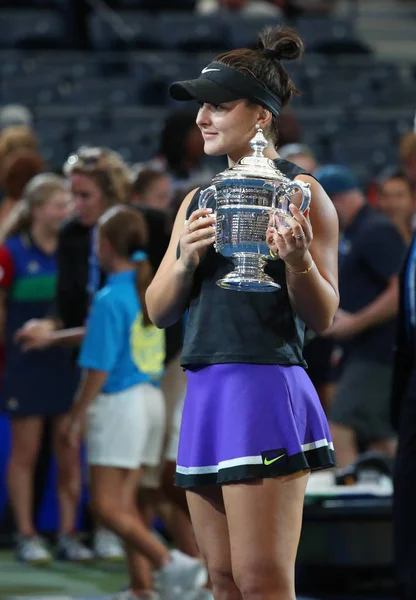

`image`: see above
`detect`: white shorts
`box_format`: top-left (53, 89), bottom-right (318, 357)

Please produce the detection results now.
top-left (165, 393), bottom-right (185, 463)
top-left (86, 382), bottom-right (166, 470)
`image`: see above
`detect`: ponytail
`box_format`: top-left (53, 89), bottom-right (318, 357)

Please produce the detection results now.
top-left (98, 205), bottom-right (154, 327)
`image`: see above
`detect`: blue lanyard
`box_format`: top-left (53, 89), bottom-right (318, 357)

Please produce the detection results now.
top-left (404, 235), bottom-right (416, 339)
top-left (87, 226), bottom-right (101, 307)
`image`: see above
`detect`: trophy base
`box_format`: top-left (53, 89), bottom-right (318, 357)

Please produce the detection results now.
top-left (216, 252), bottom-right (280, 293)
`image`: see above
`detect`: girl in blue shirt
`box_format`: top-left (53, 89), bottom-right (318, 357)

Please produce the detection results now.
top-left (67, 206), bottom-right (205, 600)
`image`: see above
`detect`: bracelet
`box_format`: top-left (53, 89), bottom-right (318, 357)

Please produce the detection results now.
top-left (286, 260), bottom-right (314, 275)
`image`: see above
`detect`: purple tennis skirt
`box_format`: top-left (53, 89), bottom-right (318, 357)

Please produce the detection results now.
top-left (175, 363), bottom-right (336, 488)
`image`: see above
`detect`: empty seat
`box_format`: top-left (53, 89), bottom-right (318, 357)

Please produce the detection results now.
top-left (88, 12), bottom-right (158, 52)
top-left (295, 16), bottom-right (368, 55)
top-left (226, 14), bottom-right (282, 49)
top-left (0, 9), bottom-right (69, 50)
top-left (59, 78), bottom-right (142, 108)
top-left (158, 13), bottom-right (229, 52)
top-left (1, 77), bottom-right (61, 106)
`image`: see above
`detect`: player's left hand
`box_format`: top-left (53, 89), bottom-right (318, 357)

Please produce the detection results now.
top-left (266, 204), bottom-right (313, 271)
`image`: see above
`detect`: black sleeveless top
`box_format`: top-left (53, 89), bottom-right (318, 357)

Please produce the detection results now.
top-left (181, 159), bottom-right (311, 369)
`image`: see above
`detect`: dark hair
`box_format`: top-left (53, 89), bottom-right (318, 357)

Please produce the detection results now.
top-left (377, 168), bottom-right (414, 194)
top-left (98, 205), bottom-right (153, 327)
top-left (132, 168), bottom-right (167, 198)
top-left (215, 26), bottom-right (304, 145)
top-left (0, 173), bottom-right (67, 243)
top-left (159, 109), bottom-right (199, 177)
top-left (3, 149), bottom-right (46, 199)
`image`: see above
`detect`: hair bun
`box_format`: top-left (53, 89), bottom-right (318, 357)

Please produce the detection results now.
top-left (258, 25), bottom-right (304, 61)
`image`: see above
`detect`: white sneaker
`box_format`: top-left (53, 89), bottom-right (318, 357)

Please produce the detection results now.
top-left (16, 534), bottom-right (53, 564)
top-left (56, 534), bottom-right (94, 562)
top-left (155, 550), bottom-right (207, 592)
top-left (93, 528), bottom-right (125, 561)
top-left (112, 590), bottom-right (160, 600)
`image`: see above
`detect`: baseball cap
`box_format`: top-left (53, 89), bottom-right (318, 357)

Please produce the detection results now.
top-left (314, 165), bottom-right (359, 196)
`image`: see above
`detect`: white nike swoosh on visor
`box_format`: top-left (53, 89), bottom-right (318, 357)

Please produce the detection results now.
top-left (201, 67), bottom-right (221, 73)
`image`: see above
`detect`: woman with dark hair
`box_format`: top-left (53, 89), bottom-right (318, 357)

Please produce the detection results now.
top-left (131, 168), bottom-right (173, 213)
top-left (158, 109), bottom-right (213, 190)
top-left (0, 174), bottom-right (91, 563)
top-left (146, 26), bottom-right (339, 599)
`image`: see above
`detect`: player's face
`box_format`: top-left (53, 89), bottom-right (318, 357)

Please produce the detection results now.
top-left (37, 190), bottom-right (71, 233)
top-left (196, 99), bottom-right (262, 162)
top-left (71, 173), bottom-right (107, 227)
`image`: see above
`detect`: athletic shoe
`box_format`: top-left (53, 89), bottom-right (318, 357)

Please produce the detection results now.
top-left (93, 528), bottom-right (125, 561)
top-left (56, 533), bottom-right (94, 562)
top-left (16, 534), bottom-right (53, 564)
top-left (155, 549), bottom-right (207, 592)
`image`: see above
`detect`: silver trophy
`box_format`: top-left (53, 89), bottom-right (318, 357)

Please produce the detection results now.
top-left (199, 128), bottom-right (312, 292)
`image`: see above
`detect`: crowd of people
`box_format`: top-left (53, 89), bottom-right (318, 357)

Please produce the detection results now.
top-left (0, 17), bottom-right (415, 600)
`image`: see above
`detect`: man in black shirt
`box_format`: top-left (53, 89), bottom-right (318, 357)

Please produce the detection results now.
top-left (315, 165), bottom-right (407, 468)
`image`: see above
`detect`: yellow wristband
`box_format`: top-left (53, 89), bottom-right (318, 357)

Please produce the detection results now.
top-left (286, 261), bottom-right (314, 275)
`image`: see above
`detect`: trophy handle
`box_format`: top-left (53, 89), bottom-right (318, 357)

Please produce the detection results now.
top-left (287, 180), bottom-right (312, 213)
top-left (198, 185), bottom-right (217, 210)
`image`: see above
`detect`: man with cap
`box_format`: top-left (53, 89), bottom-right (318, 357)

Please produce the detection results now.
top-left (316, 165), bottom-right (407, 469)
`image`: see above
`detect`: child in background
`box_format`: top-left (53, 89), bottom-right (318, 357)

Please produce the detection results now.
top-left (67, 206), bottom-right (205, 600)
top-left (0, 174), bottom-right (91, 563)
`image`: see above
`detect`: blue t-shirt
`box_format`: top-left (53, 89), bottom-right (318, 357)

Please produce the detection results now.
top-left (79, 270), bottom-right (165, 394)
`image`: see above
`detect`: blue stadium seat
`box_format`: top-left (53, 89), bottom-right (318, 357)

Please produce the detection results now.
top-left (59, 78), bottom-right (142, 108)
top-left (158, 13), bottom-right (229, 52)
top-left (295, 16), bottom-right (369, 55)
top-left (226, 15), bottom-right (282, 50)
top-left (1, 77), bottom-right (61, 106)
top-left (0, 9), bottom-right (69, 50)
top-left (310, 80), bottom-right (372, 109)
top-left (39, 140), bottom-right (72, 169)
top-left (21, 52), bottom-right (100, 80)
top-left (88, 12), bottom-right (159, 51)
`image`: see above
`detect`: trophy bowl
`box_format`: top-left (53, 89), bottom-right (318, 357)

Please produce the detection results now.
top-left (199, 128), bottom-right (311, 292)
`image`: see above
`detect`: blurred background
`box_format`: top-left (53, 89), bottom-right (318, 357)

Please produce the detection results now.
top-left (0, 0), bottom-right (415, 599)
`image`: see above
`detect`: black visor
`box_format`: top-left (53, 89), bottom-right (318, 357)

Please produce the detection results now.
top-left (169, 62), bottom-right (281, 117)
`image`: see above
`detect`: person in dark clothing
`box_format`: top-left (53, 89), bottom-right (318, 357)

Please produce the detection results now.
top-left (316, 165), bottom-right (407, 469)
top-left (146, 25), bottom-right (339, 600)
top-left (392, 230), bottom-right (416, 600)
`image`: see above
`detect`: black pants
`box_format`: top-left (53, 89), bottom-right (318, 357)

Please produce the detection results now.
top-left (394, 368), bottom-right (416, 599)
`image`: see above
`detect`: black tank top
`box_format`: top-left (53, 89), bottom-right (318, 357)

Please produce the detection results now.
top-left (181, 159), bottom-right (311, 369)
